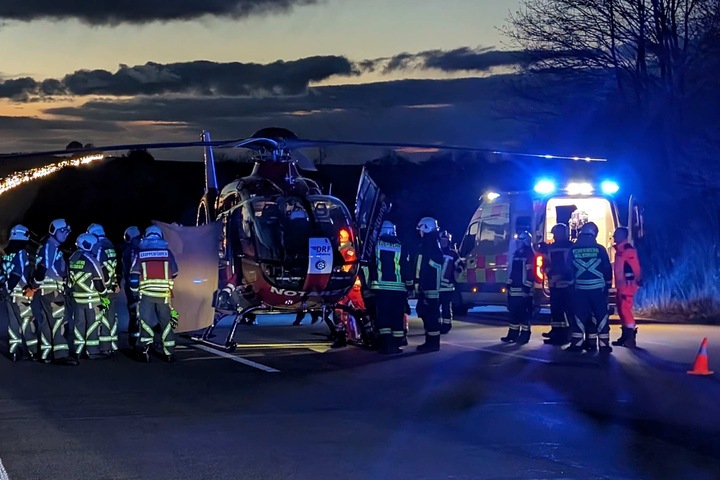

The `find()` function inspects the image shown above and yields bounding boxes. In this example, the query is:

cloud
[0,75,532,161]
[0,56,357,99]
[0,0,319,25]
[364,47,587,74]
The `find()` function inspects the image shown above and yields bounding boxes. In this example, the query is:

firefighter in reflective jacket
[438,230,460,335]
[88,223,119,353]
[129,225,179,362]
[542,223,574,345]
[611,227,642,348]
[32,219,78,365]
[121,226,141,347]
[68,234,107,360]
[412,217,444,353]
[502,231,535,344]
[567,222,613,353]
[367,221,409,354]
[3,225,38,362]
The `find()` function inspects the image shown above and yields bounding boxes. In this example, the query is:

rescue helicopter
[0,128,609,352]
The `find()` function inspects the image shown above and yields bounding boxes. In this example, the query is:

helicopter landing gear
[190,306,263,353]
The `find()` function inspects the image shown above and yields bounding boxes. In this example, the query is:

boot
[566,343,584,353]
[500,327,519,343]
[416,334,440,353]
[378,336,402,355]
[583,337,598,352]
[137,347,151,363]
[440,321,452,335]
[400,336,408,347]
[541,328,556,339]
[612,327,637,348]
[11,350,20,363]
[331,331,347,349]
[516,329,531,344]
[54,356,79,366]
[544,327,569,345]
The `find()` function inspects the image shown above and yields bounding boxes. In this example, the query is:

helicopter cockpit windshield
[246,195,357,289]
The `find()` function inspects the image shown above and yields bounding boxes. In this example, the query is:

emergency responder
[412,217,444,353]
[87,223,119,354]
[3,225,38,361]
[542,223,574,345]
[68,233,107,360]
[32,219,78,365]
[611,227,642,348]
[501,231,535,344]
[438,230,459,334]
[367,220,408,354]
[129,225,179,362]
[338,228,356,272]
[329,228,358,347]
[121,226,141,347]
[567,222,613,353]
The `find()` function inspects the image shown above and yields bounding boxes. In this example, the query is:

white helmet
[416,217,438,233]
[124,226,141,242]
[87,223,105,237]
[49,218,70,236]
[380,221,396,236]
[76,233,98,252]
[144,225,163,239]
[9,224,30,242]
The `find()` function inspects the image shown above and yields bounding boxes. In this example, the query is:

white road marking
[0,457,10,480]
[191,344,281,373]
[444,341,552,364]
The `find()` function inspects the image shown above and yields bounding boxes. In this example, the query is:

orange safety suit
[613,240,642,327]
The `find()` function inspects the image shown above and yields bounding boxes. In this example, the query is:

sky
[0,0,526,162]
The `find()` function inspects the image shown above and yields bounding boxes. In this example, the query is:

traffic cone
[687,338,714,375]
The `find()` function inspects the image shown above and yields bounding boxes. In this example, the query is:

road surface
[1,308,720,480]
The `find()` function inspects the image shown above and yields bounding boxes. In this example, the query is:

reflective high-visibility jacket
[129,238,179,300]
[93,236,119,289]
[568,234,612,291]
[440,245,460,292]
[34,237,67,290]
[507,246,534,297]
[367,234,409,292]
[544,239,573,289]
[613,240,641,293]
[2,242,35,294]
[68,250,106,306]
[412,233,445,299]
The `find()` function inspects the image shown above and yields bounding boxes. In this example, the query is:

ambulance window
[460,221,479,256]
[478,218,509,254]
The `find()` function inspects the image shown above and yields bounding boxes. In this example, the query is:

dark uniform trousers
[571,289,609,349]
[6,294,36,356]
[374,290,406,350]
[138,296,175,356]
[33,288,70,361]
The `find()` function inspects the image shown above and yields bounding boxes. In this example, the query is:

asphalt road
[2,308,720,480]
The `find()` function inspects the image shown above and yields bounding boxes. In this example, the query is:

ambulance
[453,179,644,314]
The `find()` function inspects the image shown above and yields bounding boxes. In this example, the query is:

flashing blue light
[600,180,619,195]
[534,179,556,195]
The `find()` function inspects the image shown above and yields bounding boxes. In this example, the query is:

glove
[100,296,111,310]
[23,285,39,299]
[170,308,179,329]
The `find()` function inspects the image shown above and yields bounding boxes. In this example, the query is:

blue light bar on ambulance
[486,192,500,201]
[600,180,619,195]
[534,179,556,195]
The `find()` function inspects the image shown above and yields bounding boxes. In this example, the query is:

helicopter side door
[354,167,389,264]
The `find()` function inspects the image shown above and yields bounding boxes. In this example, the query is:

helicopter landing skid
[189,306,264,353]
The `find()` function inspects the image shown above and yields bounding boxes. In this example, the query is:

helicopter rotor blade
[0,140,244,160]
[292,150,318,171]
[283,139,607,162]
